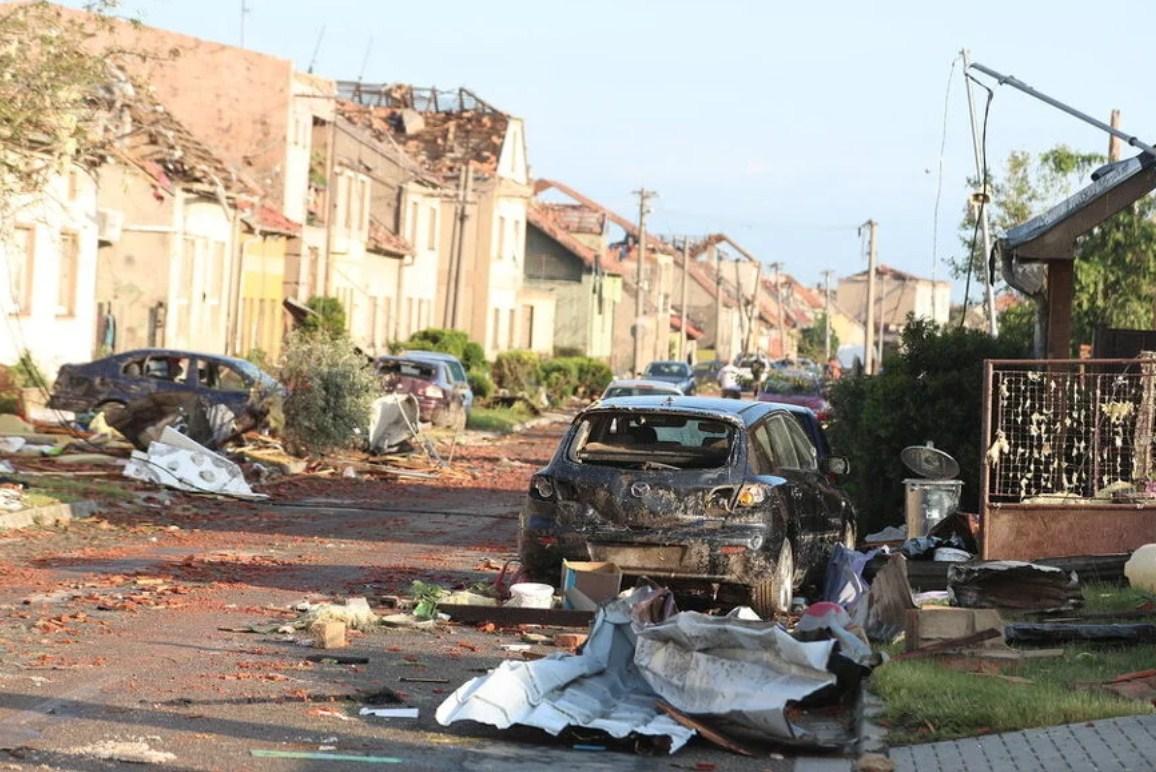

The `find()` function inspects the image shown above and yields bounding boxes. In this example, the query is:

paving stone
[891,714,1156,771]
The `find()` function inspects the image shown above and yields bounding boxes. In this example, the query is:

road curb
[0,499,99,531]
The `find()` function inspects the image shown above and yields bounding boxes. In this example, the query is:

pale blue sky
[87,0,1156,301]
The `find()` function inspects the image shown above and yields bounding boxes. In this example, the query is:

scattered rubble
[71,739,176,765]
[948,561,1082,611]
[123,427,265,500]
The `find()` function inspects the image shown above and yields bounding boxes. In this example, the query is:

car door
[780,414,843,547]
[764,413,827,570]
[443,359,472,410]
[747,418,812,573]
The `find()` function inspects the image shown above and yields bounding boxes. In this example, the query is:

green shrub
[827,316,1029,535]
[278,331,378,456]
[492,350,541,394]
[571,357,613,396]
[539,358,580,404]
[554,345,585,358]
[12,350,46,388]
[467,369,494,400]
[303,297,347,338]
[404,328,486,372]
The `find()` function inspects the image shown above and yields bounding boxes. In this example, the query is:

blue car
[642,361,696,395]
[518,396,853,617]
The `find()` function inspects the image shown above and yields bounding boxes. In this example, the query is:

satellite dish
[901,444,959,480]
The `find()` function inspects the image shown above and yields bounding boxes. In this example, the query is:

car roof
[605,378,681,390]
[589,395,796,426]
[400,350,460,363]
[106,348,248,365]
[376,355,441,368]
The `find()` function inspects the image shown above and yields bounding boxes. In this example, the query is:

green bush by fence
[826,317,1028,535]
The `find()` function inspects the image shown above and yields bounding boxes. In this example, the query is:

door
[779,414,843,547]
[748,418,809,572]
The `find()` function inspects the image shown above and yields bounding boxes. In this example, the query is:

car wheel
[750,538,794,619]
[517,529,561,583]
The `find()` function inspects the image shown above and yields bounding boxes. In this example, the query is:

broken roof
[368,218,413,257]
[243,203,300,237]
[337,83,509,180]
[527,203,620,275]
[538,203,605,235]
[844,263,938,283]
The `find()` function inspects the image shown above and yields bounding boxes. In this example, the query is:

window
[67,169,80,201]
[492,307,501,350]
[56,232,79,316]
[749,423,776,476]
[427,206,438,250]
[341,174,353,229]
[571,412,734,470]
[767,415,801,469]
[360,178,370,233]
[445,360,466,384]
[507,308,516,350]
[408,201,419,244]
[781,414,819,471]
[7,226,34,314]
[497,216,506,259]
[406,297,415,338]
[135,355,190,383]
[512,219,521,263]
[201,360,251,393]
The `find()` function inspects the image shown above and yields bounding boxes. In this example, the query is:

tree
[303,296,347,338]
[952,145,1156,351]
[0,2,118,225]
[797,314,837,362]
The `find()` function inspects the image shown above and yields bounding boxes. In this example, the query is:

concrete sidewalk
[892,713,1156,771]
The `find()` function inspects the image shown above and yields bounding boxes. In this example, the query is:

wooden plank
[439,604,593,628]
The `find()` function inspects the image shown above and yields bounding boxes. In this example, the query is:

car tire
[750,538,794,619]
[517,529,561,583]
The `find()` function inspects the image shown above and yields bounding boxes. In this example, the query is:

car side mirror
[823,456,850,476]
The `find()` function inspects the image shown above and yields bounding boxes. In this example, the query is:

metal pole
[322,117,337,297]
[877,271,886,366]
[712,244,722,361]
[679,237,689,362]
[821,269,833,361]
[632,188,655,375]
[969,61,1156,157]
[860,220,878,374]
[769,262,784,359]
[961,50,998,336]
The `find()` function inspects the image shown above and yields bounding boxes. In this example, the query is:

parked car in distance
[758,372,831,422]
[376,355,467,430]
[733,352,771,380]
[48,348,280,416]
[642,360,696,395]
[692,359,725,388]
[399,350,474,413]
[519,396,855,618]
[600,378,683,399]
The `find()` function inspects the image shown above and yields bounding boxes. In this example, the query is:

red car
[375,356,467,430]
[757,372,831,422]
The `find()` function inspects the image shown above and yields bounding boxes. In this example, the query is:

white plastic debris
[71,740,176,765]
[0,487,25,512]
[368,393,421,453]
[123,427,266,499]
[359,707,419,719]
[0,459,15,473]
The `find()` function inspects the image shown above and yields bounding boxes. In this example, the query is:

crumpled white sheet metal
[634,612,836,743]
[369,394,420,453]
[435,588,694,752]
[124,427,265,500]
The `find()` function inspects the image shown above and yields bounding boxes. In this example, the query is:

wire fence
[985,358,1156,503]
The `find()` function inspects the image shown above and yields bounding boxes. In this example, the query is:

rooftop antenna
[356,36,373,83]
[306,25,325,74]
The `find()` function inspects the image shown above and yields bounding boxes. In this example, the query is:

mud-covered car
[47,349,280,416]
[375,355,467,430]
[519,396,855,617]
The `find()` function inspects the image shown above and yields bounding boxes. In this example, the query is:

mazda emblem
[629,482,651,498]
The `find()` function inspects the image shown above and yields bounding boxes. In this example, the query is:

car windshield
[571,411,735,470]
[762,373,821,395]
[604,385,677,398]
[645,362,688,378]
[378,359,437,380]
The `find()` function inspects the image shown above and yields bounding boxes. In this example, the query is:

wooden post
[1046,261,1074,359]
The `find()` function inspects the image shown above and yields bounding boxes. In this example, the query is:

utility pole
[961,48,998,337]
[711,244,722,361]
[447,167,471,329]
[820,269,833,361]
[859,220,878,374]
[322,117,337,297]
[749,261,762,355]
[679,237,689,362]
[768,262,785,358]
[632,188,656,374]
[877,270,886,366]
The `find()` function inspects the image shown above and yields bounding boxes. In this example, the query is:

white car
[600,379,684,399]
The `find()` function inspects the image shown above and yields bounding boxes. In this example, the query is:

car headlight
[736,483,767,508]
[531,475,556,500]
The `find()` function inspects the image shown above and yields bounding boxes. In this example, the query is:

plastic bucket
[507,582,555,609]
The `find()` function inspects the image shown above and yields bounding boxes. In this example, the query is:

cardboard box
[561,561,622,610]
[904,607,1004,652]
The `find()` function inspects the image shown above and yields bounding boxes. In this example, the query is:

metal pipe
[968,62,1156,156]
[961,50,999,337]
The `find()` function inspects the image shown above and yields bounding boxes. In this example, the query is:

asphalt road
[0,422,845,771]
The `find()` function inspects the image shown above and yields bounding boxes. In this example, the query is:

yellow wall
[238,235,287,360]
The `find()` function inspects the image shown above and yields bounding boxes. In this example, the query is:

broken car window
[378,359,438,380]
[202,361,250,392]
[571,411,735,470]
[767,416,800,469]
[144,356,188,382]
[782,414,819,471]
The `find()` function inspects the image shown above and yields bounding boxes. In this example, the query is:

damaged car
[375,355,467,430]
[519,396,855,617]
[48,349,280,417]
